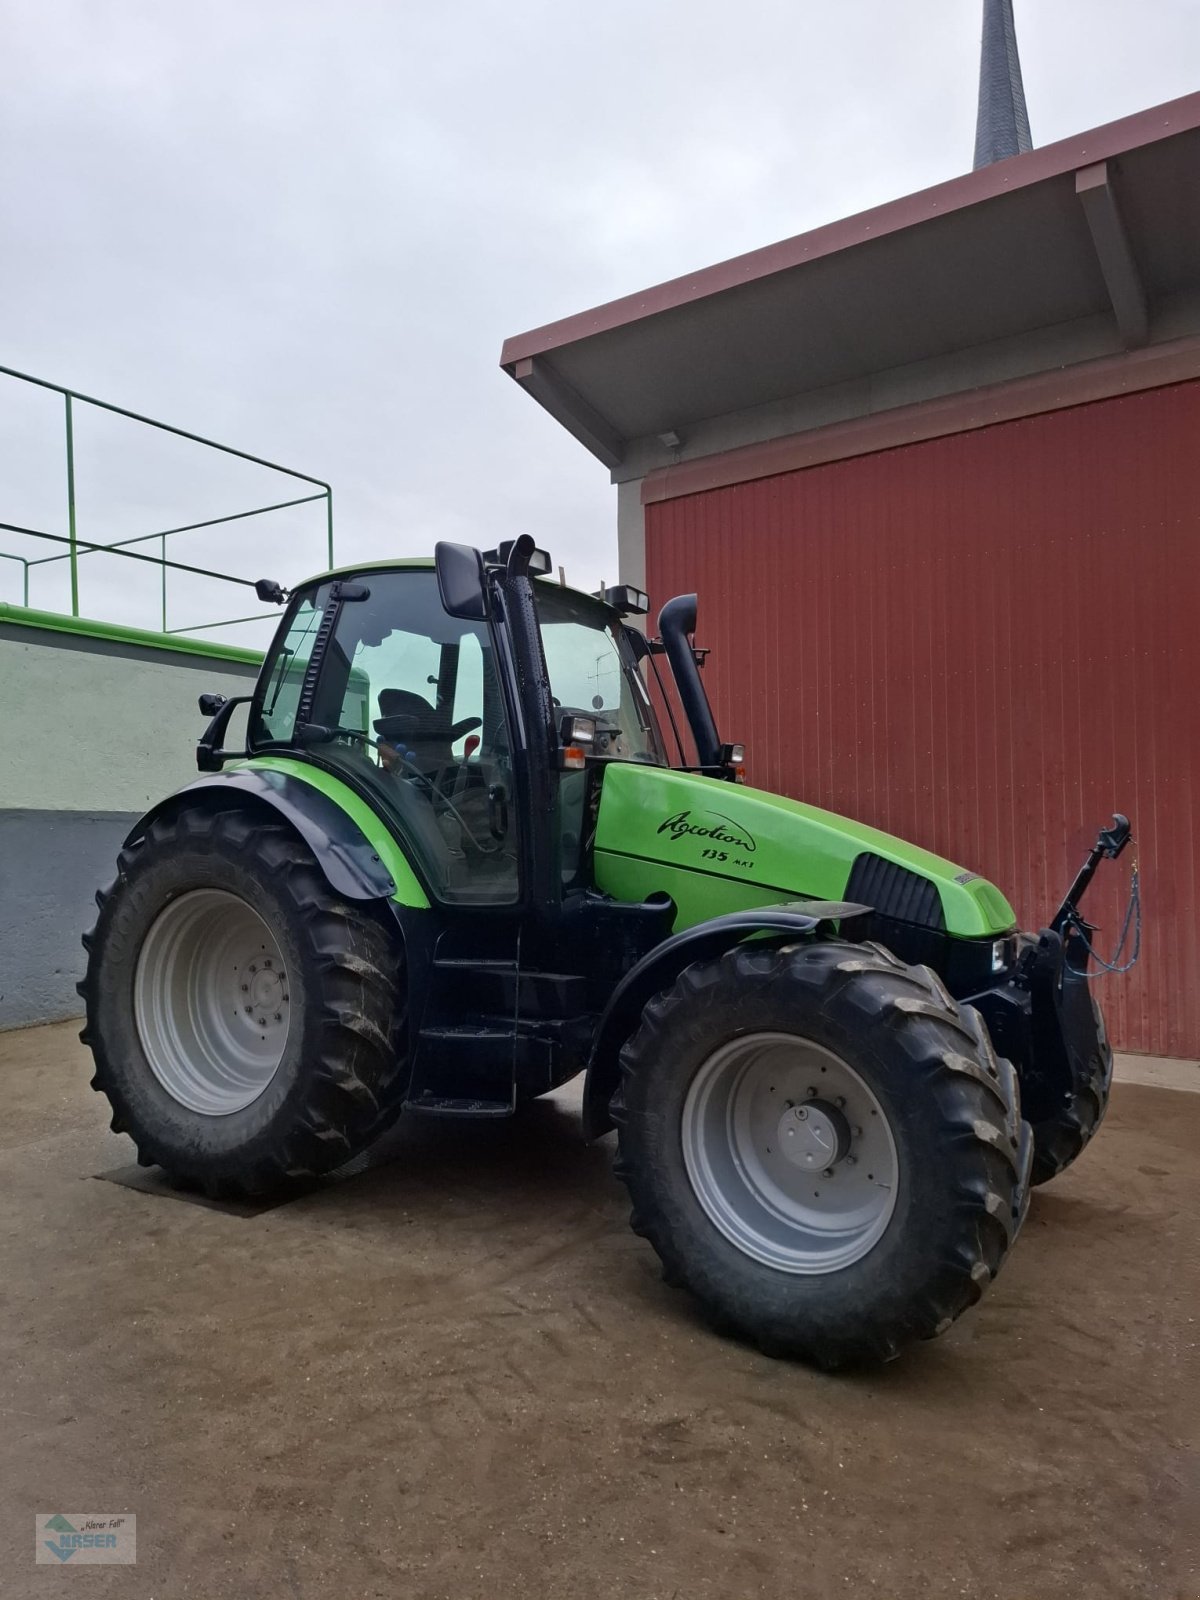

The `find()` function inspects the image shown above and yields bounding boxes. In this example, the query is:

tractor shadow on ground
[97,1088,622,1222]
[332,1092,621,1215]
[95,1095,1086,1385]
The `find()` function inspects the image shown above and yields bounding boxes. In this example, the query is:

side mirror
[435,542,488,620]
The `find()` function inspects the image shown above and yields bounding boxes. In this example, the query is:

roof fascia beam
[509,356,624,469]
[1076,161,1149,349]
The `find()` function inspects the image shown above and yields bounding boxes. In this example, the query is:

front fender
[124,766,426,905]
[581,900,870,1140]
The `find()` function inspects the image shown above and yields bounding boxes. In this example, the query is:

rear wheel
[80,805,407,1195]
[613,941,1032,1367]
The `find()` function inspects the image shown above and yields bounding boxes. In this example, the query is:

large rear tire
[613,941,1033,1368]
[80,805,407,1196]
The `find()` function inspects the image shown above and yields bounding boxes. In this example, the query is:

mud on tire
[80,804,407,1196]
[612,940,1033,1368]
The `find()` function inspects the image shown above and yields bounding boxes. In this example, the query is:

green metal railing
[0,363,333,637]
[0,549,29,604]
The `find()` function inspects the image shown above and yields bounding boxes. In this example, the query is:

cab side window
[253,591,324,746]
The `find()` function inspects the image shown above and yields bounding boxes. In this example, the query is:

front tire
[613,941,1032,1367]
[80,805,407,1196]
[1027,990,1113,1186]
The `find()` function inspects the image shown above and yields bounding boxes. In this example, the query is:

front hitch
[1049,812,1132,935]
[965,811,1136,1180]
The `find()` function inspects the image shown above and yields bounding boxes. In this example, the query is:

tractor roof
[295,555,435,586]
[292,555,622,619]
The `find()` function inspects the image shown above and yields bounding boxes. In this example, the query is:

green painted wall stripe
[234,755,430,908]
[0,602,264,666]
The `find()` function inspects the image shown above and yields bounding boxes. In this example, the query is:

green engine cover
[592,763,1015,939]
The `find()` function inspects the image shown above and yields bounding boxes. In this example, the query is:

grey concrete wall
[0,620,259,1030]
[0,809,136,1029]
[616,479,647,621]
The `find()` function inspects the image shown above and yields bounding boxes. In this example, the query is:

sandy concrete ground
[1,1021,1196,1600]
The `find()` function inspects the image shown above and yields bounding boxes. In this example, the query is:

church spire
[973,0,1033,168]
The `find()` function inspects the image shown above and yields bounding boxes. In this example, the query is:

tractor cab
[246,543,677,911]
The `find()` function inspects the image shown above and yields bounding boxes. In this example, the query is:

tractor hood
[592,763,1016,939]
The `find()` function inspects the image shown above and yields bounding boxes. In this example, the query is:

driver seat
[374,689,480,773]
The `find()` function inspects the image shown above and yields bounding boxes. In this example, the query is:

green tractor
[80,537,1130,1366]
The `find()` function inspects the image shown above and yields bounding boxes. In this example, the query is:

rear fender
[582,901,870,1139]
[124,767,414,904]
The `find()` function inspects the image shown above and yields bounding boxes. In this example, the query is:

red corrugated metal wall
[645,380,1200,1058]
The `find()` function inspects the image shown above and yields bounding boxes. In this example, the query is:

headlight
[991,938,1009,974]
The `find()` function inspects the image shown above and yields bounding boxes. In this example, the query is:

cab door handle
[487,783,509,841]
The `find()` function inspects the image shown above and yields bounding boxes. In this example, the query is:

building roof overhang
[500,94,1200,478]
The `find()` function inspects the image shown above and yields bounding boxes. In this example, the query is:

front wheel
[1027,988,1113,1186]
[613,941,1032,1367]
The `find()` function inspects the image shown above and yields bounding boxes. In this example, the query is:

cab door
[255,568,521,907]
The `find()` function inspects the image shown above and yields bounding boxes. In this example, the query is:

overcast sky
[2,0,1197,646]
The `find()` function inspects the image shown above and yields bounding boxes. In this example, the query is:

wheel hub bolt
[244,1005,252,1014]
[273,1012,282,1022]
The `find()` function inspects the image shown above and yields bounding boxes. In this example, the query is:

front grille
[845,852,945,931]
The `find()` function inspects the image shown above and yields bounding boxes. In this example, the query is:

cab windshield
[534,584,665,765]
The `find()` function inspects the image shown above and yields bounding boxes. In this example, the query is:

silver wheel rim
[134,888,292,1115]
[681,1031,899,1273]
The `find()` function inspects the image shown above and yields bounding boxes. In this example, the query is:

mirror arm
[196,695,254,772]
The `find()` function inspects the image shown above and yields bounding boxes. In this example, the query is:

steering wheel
[391,754,506,855]
[330,726,504,856]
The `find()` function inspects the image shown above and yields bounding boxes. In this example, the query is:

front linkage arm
[1049,813,1132,936]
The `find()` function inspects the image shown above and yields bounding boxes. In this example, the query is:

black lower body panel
[965,928,1113,1178]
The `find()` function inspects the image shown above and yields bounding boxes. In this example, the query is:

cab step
[404,1092,515,1118]
[428,959,590,1017]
